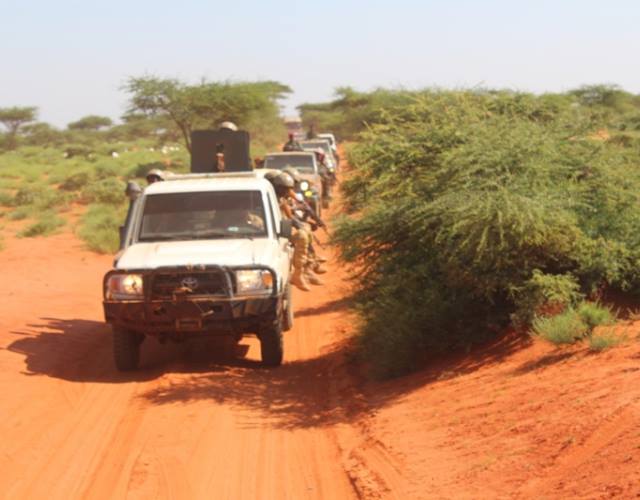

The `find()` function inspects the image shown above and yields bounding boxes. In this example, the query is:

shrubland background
[0,77,289,252]
[301,84,640,377]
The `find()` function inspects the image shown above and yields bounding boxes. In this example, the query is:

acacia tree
[67,115,113,131]
[124,77,291,151]
[0,106,37,149]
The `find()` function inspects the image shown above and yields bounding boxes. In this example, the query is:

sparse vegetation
[588,329,625,351]
[577,302,616,331]
[77,204,126,253]
[18,211,65,237]
[532,310,588,345]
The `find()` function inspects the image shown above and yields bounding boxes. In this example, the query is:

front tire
[113,326,141,371]
[260,321,283,367]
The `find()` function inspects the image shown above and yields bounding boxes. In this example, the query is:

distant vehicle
[299,138,339,173]
[103,172,294,371]
[299,139,334,159]
[317,133,338,156]
[262,152,323,214]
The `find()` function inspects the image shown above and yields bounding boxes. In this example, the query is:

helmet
[219,121,238,131]
[146,168,165,183]
[282,166,301,183]
[265,171,294,189]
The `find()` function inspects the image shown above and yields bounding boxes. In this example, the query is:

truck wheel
[260,321,283,367]
[113,326,141,371]
[283,283,294,332]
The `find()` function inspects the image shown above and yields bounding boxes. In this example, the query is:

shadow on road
[294,297,352,318]
[5,316,363,429]
[6,316,535,431]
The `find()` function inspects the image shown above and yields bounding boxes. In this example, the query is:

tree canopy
[67,115,113,131]
[124,76,291,151]
[0,106,38,149]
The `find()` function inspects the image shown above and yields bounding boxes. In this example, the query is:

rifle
[295,198,327,233]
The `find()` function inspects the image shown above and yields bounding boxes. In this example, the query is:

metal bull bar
[103,265,280,335]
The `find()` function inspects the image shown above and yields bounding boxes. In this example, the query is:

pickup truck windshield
[300,141,332,155]
[264,154,315,173]
[139,190,267,242]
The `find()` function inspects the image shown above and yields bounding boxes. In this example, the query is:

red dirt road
[0,228,379,499]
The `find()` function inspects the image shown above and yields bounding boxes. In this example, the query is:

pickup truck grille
[150,271,229,299]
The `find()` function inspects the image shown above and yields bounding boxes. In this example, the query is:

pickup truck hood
[116,238,277,270]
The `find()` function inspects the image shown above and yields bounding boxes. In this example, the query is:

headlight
[235,270,274,295]
[106,273,144,300]
[299,181,310,191]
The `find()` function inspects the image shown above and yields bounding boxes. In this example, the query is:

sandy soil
[354,329,640,499]
[2,203,640,499]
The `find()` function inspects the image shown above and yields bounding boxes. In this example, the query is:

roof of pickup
[265,151,315,157]
[144,172,271,195]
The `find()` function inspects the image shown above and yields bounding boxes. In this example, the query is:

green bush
[81,178,124,205]
[59,170,93,191]
[512,271,583,326]
[11,184,70,210]
[18,211,65,237]
[588,330,624,351]
[577,302,616,331]
[13,186,41,206]
[532,310,588,345]
[77,203,126,253]
[0,190,12,207]
[330,88,640,377]
[94,160,120,179]
[8,206,32,220]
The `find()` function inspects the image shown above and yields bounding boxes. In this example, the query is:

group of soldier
[265,166,328,291]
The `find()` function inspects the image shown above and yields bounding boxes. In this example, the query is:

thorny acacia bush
[333,90,640,378]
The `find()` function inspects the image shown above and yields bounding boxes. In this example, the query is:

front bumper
[103,265,281,336]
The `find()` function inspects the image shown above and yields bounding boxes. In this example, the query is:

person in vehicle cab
[266,172,323,291]
[282,133,303,152]
[213,208,265,233]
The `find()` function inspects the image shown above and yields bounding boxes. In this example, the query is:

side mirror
[279,219,292,239]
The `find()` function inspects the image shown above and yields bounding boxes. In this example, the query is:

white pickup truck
[103,172,293,370]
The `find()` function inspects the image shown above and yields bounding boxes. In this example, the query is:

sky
[2,0,640,127]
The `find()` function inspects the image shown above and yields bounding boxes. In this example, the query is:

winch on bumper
[103,265,281,336]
